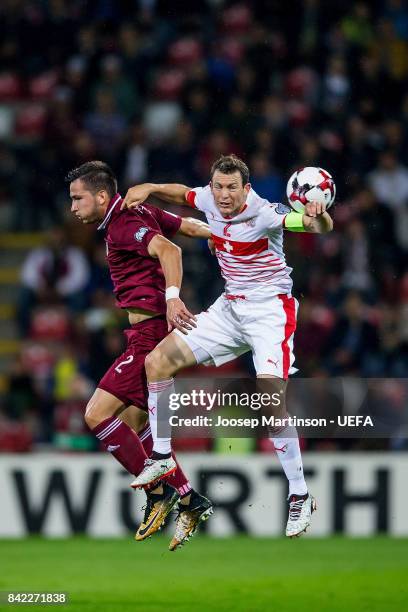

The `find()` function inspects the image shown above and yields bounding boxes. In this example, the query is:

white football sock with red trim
[147,378,174,455]
[270,424,308,496]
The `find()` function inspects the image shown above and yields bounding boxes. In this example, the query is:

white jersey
[187,185,293,298]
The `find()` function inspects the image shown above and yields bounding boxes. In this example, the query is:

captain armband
[284,211,305,232]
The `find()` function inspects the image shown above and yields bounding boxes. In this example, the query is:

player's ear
[244,182,251,194]
[96,190,108,205]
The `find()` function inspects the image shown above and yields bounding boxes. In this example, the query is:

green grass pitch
[1,536,407,611]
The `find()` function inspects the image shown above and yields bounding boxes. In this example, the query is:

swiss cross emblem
[223,241,233,253]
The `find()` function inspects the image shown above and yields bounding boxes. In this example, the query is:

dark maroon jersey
[98,194,182,314]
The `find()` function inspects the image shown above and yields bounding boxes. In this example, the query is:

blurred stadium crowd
[0,0,407,452]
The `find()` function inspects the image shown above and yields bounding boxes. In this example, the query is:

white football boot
[131,456,176,489]
[285,493,317,537]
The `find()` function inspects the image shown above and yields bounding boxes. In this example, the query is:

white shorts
[174,292,298,378]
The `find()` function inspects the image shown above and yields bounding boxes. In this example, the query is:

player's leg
[256,375,316,536]
[85,388,149,477]
[142,297,248,461]
[87,390,179,541]
[98,322,179,483]
[132,297,248,485]
[248,295,316,537]
[130,332,198,486]
[133,296,249,547]
[105,318,197,540]
[117,407,178,540]
[132,408,212,549]
[143,333,214,549]
[136,418,193,497]
[84,320,187,542]
[125,403,195,503]
[90,327,181,541]
[256,375,308,498]
[116,315,205,540]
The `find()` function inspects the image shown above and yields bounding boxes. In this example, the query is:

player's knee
[84,398,103,429]
[145,349,172,380]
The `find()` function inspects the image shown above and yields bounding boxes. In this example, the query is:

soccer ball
[286,167,336,213]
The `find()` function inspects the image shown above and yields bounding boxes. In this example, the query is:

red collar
[97,193,122,230]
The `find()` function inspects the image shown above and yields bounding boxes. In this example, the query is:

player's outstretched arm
[147,234,196,334]
[285,201,333,234]
[178,217,211,239]
[302,200,333,233]
[121,183,190,210]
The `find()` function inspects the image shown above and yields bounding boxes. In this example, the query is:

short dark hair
[65,161,117,199]
[210,154,250,186]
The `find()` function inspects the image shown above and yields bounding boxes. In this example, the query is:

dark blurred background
[0,0,407,453]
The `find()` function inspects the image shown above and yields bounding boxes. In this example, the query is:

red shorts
[98,315,168,410]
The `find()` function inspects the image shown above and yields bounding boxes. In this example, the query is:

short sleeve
[259,202,291,230]
[115,217,161,257]
[146,205,182,238]
[185,186,210,212]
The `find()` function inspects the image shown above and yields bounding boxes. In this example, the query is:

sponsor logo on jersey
[134,227,149,242]
[274,202,291,215]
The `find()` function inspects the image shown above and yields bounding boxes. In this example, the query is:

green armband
[284,211,305,232]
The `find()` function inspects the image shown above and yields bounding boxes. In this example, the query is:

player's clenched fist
[304,200,326,218]
[166,298,197,334]
[121,184,152,210]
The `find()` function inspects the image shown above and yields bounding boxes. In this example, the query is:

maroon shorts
[98,315,168,410]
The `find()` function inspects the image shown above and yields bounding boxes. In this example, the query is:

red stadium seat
[286,100,312,128]
[28,70,59,100]
[152,68,186,100]
[221,4,252,34]
[285,67,318,100]
[30,307,70,341]
[0,72,22,101]
[14,103,47,138]
[0,421,33,452]
[167,38,203,67]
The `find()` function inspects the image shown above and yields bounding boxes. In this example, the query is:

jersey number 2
[115,355,134,373]
[223,222,232,237]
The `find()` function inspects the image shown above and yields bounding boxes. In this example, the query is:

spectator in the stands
[18,227,90,334]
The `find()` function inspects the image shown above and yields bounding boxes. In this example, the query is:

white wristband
[166,286,180,300]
